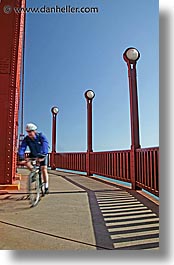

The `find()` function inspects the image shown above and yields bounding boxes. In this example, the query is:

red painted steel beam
[0,0,26,185]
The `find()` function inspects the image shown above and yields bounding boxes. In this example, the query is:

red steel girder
[0,0,26,185]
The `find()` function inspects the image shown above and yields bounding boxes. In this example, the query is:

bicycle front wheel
[28,171,40,207]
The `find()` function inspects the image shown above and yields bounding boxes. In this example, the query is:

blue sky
[20,0,159,152]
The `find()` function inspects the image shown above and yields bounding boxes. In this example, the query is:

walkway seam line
[0,220,112,250]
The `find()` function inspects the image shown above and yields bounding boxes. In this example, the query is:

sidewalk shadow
[56,173,159,250]
[0,193,30,212]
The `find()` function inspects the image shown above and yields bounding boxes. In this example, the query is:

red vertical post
[127,64,141,150]
[0,0,26,187]
[84,90,95,176]
[51,107,59,170]
[123,48,141,190]
[87,99,93,153]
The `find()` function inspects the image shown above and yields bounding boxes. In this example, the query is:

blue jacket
[18,132,49,159]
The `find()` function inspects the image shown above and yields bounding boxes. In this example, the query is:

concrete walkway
[0,169,159,250]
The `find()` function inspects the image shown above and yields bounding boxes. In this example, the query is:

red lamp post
[84,90,95,176]
[51,106,59,170]
[123,47,141,189]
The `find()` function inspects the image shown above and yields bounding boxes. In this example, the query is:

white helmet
[26,123,37,132]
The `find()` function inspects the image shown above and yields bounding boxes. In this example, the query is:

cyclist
[18,123,50,194]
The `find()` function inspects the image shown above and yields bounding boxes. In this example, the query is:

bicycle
[28,155,46,207]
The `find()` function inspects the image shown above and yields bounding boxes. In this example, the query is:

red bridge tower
[0,0,25,188]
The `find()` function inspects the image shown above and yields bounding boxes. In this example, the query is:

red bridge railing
[54,152,86,173]
[89,150,131,183]
[51,147,159,197]
[135,147,159,196]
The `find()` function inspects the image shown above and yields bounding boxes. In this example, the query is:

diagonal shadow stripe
[95,190,159,250]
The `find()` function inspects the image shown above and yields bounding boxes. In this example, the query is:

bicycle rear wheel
[28,171,40,207]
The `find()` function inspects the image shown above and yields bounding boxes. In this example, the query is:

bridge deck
[0,169,159,250]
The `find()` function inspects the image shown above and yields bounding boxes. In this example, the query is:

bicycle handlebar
[28,156,46,166]
[18,154,46,162]
[29,155,46,161]
[37,154,46,159]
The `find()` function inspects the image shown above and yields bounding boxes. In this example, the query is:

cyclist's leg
[41,166,49,186]
[25,160,34,171]
[40,156,49,191]
[18,159,33,171]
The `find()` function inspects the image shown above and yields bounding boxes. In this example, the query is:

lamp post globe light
[51,106,59,115]
[123,47,141,150]
[51,106,59,169]
[123,47,140,64]
[85,90,95,100]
